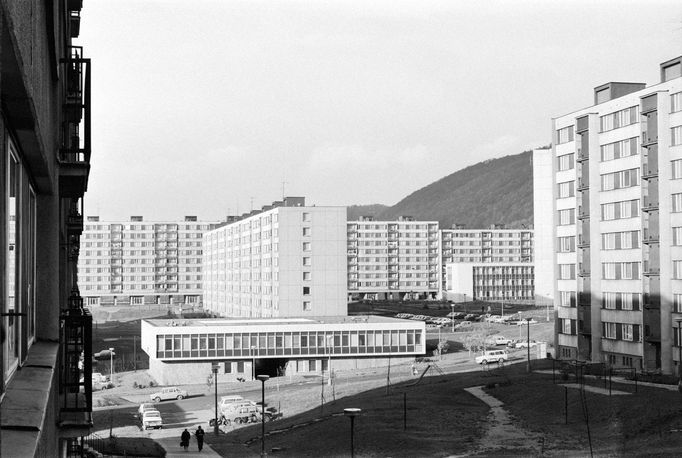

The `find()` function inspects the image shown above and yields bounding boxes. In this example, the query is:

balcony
[67,199,84,237]
[643,262,660,276]
[59,294,93,434]
[642,230,659,244]
[642,197,659,212]
[577,206,589,220]
[641,131,658,147]
[69,9,81,38]
[642,165,658,179]
[59,47,91,198]
[578,264,590,277]
[576,149,589,162]
[577,236,590,248]
[577,178,589,191]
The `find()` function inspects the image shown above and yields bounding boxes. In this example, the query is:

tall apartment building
[346,217,440,301]
[440,226,534,301]
[533,148,556,305]
[1,2,94,456]
[78,216,218,307]
[203,197,347,317]
[549,56,682,374]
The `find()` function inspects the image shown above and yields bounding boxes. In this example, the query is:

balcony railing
[642,165,658,179]
[59,47,91,198]
[642,197,659,212]
[642,230,659,244]
[59,293,92,431]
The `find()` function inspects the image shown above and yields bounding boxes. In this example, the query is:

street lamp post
[257,375,270,457]
[212,363,220,436]
[676,319,682,390]
[450,303,455,333]
[109,347,115,384]
[344,408,361,458]
[251,346,256,381]
[525,318,532,373]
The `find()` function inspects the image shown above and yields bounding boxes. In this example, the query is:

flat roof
[144,315,409,328]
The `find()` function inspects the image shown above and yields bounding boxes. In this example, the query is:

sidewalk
[157,436,221,457]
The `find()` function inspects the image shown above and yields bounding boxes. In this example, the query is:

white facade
[203,198,347,318]
[532,148,555,305]
[77,216,218,307]
[551,56,682,373]
[346,217,440,300]
[445,262,535,302]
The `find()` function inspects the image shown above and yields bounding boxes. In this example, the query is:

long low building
[141,316,426,384]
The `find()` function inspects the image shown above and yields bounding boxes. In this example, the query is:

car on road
[446,312,465,319]
[475,349,509,365]
[486,335,512,346]
[454,320,472,329]
[516,319,538,326]
[138,403,157,417]
[514,340,539,349]
[149,386,188,402]
[141,409,163,430]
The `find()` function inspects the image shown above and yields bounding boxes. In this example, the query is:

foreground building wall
[551,57,682,374]
[1,1,93,456]
[532,148,555,306]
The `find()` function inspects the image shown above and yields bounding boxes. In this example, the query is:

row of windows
[603,322,640,342]
[601,137,638,162]
[601,168,639,191]
[155,330,424,359]
[602,231,640,250]
[600,106,638,133]
[602,262,640,280]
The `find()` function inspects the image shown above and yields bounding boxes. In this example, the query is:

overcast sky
[79,0,682,221]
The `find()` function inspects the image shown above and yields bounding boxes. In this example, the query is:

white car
[516,319,538,326]
[475,349,509,365]
[149,386,188,402]
[141,409,163,430]
[138,403,157,417]
[515,340,538,349]
[486,335,512,346]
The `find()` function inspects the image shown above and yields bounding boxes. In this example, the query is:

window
[302,242,311,251]
[673,193,682,213]
[303,272,311,281]
[600,168,639,191]
[302,227,311,236]
[131,296,143,305]
[674,261,682,279]
[303,257,311,266]
[558,153,575,171]
[559,264,575,280]
[303,301,312,311]
[601,231,639,250]
[559,291,576,307]
[673,126,682,146]
[675,294,682,313]
[302,212,311,222]
[674,160,682,180]
[672,92,682,113]
[602,262,640,279]
[604,292,617,309]
[303,286,310,295]
[601,199,639,221]
[557,181,575,198]
[557,126,574,144]
[558,208,575,226]
[557,236,575,253]
[562,319,572,335]
[604,322,617,339]
[600,106,638,132]
[622,324,634,341]
[600,137,638,161]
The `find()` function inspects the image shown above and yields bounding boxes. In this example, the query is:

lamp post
[251,346,256,380]
[525,318,532,373]
[257,375,270,457]
[109,347,115,384]
[344,408,361,458]
[212,363,220,436]
[450,303,455,333]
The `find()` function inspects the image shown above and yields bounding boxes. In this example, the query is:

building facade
[550,56,682,374]
[1,1,94,456]
[77,216,218,308]
[532,148,555,305]
[347,216,440,301]
[440,226,534,301]
[444,262,535,302]
[141,316,425,384]
[203,197,347,318]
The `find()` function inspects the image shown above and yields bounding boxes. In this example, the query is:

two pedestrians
[180,426,205,452]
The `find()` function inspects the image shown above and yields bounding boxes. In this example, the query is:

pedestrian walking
[195,425,205,451]
[180,429,190,451]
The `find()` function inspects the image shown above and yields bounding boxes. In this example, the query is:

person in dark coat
[195,425,205,451]
[180,429,190,451]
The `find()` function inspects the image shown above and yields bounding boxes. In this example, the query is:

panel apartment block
[551,56,682,374]
[203,197,347,318]
[440,226,534,301]
[346,217,440,301]
[78,216,218,307]
[533,147,556,305]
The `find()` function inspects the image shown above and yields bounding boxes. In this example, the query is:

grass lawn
[485,373,682,456]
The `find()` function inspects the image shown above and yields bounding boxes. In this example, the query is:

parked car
[475,349,509,365]
[92,372,108,383]
[446,312,465,319]
[141,409,163,430]
[515,340,539,349]
[150,387,188,402]
[138,403,157,417]
[486,335,512,346]
[455,320,472,329]
[516,319,538,326]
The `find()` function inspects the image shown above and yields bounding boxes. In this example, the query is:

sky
[79,0,682,221]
